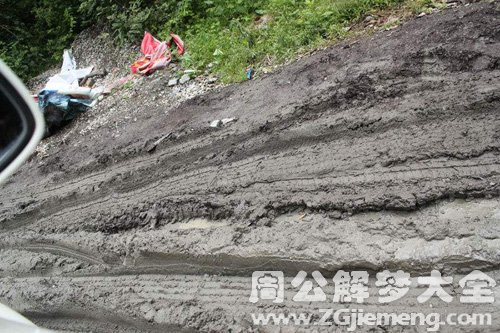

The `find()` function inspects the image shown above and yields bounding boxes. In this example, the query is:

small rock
[179,74,190,84]
[207,77,218,84]
[210,118,237,128]
[328,210,342,219]
[221,118,237,125]
[417,12,426,17]
[210,120,222,128]
[167,78,178,86]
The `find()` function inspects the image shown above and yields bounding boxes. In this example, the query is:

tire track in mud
[2,71,499,214]
[25,309,198,333]
[4,242,108,266]
[1,195,500,332]
[4,197,500,279]
[1,156,497,232]
[2,241,333,278]
[0,238,412,278]
[7,243,500,279]
[2,271,500,332]
[1,94,499,231]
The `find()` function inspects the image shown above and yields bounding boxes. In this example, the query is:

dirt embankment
[0,2,499,332]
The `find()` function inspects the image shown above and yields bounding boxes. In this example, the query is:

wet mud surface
[0,2,499,332]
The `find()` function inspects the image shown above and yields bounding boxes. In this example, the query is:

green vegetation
[0,0,81,81]
[179,0,403,82]
[1,0,443,83]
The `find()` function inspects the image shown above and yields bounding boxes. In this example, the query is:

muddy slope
[0,2,499,332]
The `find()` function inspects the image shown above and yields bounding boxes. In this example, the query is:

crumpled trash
[246,67,255,80]
[131,32,185,76]
[44,50,94,92]
[38,90,94,137]
[38,49,103,137]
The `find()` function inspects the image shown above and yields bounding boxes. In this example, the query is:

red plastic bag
[167,33,185,56]
[131,32,185,76]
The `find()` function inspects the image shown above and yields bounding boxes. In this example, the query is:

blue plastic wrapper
[38,90,93,136]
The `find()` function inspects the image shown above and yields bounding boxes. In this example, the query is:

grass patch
[1,0,448,83]
[176,0,407,82]
[170,0,448,83]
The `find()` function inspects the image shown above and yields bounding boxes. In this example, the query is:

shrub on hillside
[2,0,432,83]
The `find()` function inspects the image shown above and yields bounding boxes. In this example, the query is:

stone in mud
[179,74,190,84]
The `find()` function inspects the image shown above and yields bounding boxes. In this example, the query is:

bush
[1,0,411,83]
[0,0,80,81]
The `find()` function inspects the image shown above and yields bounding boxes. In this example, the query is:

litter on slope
[130,32,185,76]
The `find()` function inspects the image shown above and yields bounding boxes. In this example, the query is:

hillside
[0,1,499,332]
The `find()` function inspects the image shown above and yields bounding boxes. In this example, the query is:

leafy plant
[0,0,80,80]
[1,0,415,83]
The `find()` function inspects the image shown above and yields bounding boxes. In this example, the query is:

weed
[1,0,446,83]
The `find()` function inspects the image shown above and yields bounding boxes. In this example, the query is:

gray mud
[0,1,500,332]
